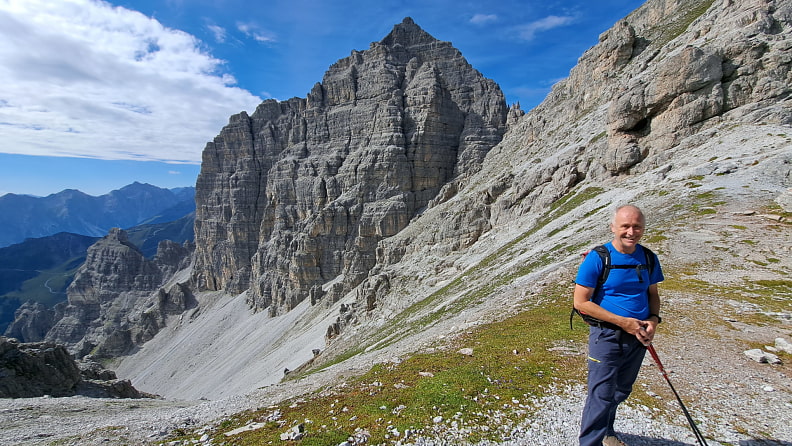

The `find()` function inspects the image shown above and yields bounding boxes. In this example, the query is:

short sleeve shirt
[575,242,664,319]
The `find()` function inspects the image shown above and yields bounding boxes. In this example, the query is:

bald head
[610,205,646,254]
[611,205,645,225]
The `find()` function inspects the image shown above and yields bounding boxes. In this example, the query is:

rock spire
[192,18,508,315]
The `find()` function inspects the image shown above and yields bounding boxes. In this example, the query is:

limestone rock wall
[351,0,792,325]
[193,17,508,315]
[4,302,57,343]
[0,337,144,398]
[43,228,194,358]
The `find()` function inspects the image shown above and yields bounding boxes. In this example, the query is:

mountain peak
[380,17,440,48]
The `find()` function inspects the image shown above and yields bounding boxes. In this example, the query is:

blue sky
[0,0,645,197]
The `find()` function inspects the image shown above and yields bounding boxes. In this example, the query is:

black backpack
[570,244,656,329]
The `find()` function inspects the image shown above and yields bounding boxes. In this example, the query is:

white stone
[775,337,792,354]
[744,349,781,364]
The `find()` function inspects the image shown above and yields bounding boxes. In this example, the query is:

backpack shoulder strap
[592,245,610,288]
[641,245,656,274]
[570,245,610,329]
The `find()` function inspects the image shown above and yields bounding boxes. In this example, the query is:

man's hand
[621,318,657,346]
[636,320,658,346]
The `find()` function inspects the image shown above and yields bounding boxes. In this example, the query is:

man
[573,205,664,446]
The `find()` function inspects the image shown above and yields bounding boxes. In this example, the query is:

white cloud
[470,13,497,25]
[517,15,575,41]
[207,24,227,43]
[0,0,262,163]
[237,22,277,43]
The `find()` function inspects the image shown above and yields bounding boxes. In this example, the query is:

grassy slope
[164,181,791,445]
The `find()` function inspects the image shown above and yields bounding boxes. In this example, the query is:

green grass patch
[656,0,716,45]
[307,346,367,376]
[743,279,792,312]
[198,287,588,445]
[642,230,668,244]
[590,131,607,144]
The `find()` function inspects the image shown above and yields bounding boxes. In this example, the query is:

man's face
[611,207,645,252]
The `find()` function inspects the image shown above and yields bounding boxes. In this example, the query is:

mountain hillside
[0,214,195,338]
[115,0,791,403]
[0,232,99,334]
[0,183,195,247]
[3,0,789,444]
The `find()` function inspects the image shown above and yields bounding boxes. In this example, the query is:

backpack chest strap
[607,264,649,283]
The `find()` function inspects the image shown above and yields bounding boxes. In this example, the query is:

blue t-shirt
[575,242,664,319]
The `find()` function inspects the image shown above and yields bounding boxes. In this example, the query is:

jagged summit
[379,17,443,48]
[191,17,508,316]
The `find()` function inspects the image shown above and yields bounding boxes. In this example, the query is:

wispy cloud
[237,22,277,43]
[470,13,498,25]
[207,24,227,43]
[517,15,576,41]
[0,0,261,163]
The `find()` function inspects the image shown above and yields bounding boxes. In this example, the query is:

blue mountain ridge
[0,182,195,248]
[0,183,196,333]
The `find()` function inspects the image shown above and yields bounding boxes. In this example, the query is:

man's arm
[573,284,651,343]
[642,283,661,342]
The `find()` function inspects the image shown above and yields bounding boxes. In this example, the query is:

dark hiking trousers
[579,326,647,446]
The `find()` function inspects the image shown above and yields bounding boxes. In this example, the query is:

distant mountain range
[0,183,195,333]
[0,182,195,248]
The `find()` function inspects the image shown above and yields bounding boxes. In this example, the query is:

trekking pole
[646,344,709,446]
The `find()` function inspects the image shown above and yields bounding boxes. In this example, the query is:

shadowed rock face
[193,17,508,315]
[0,336,145,398]
[42,229,195,358]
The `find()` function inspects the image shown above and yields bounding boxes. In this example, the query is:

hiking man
[574,204,664,446]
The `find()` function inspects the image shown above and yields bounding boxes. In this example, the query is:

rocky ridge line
[10,228,196,359]
[192,17,508,317]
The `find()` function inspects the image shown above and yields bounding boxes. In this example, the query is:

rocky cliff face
[0,336,145,398]
[40,228,195,358]
[193,17,508,315]
[317,0,792,346]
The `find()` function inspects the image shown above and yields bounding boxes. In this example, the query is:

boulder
[0,337,80,398]
[0,337,147,399]
[744,348,782,364]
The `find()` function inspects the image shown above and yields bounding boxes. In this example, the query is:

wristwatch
[648,313,662,323]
